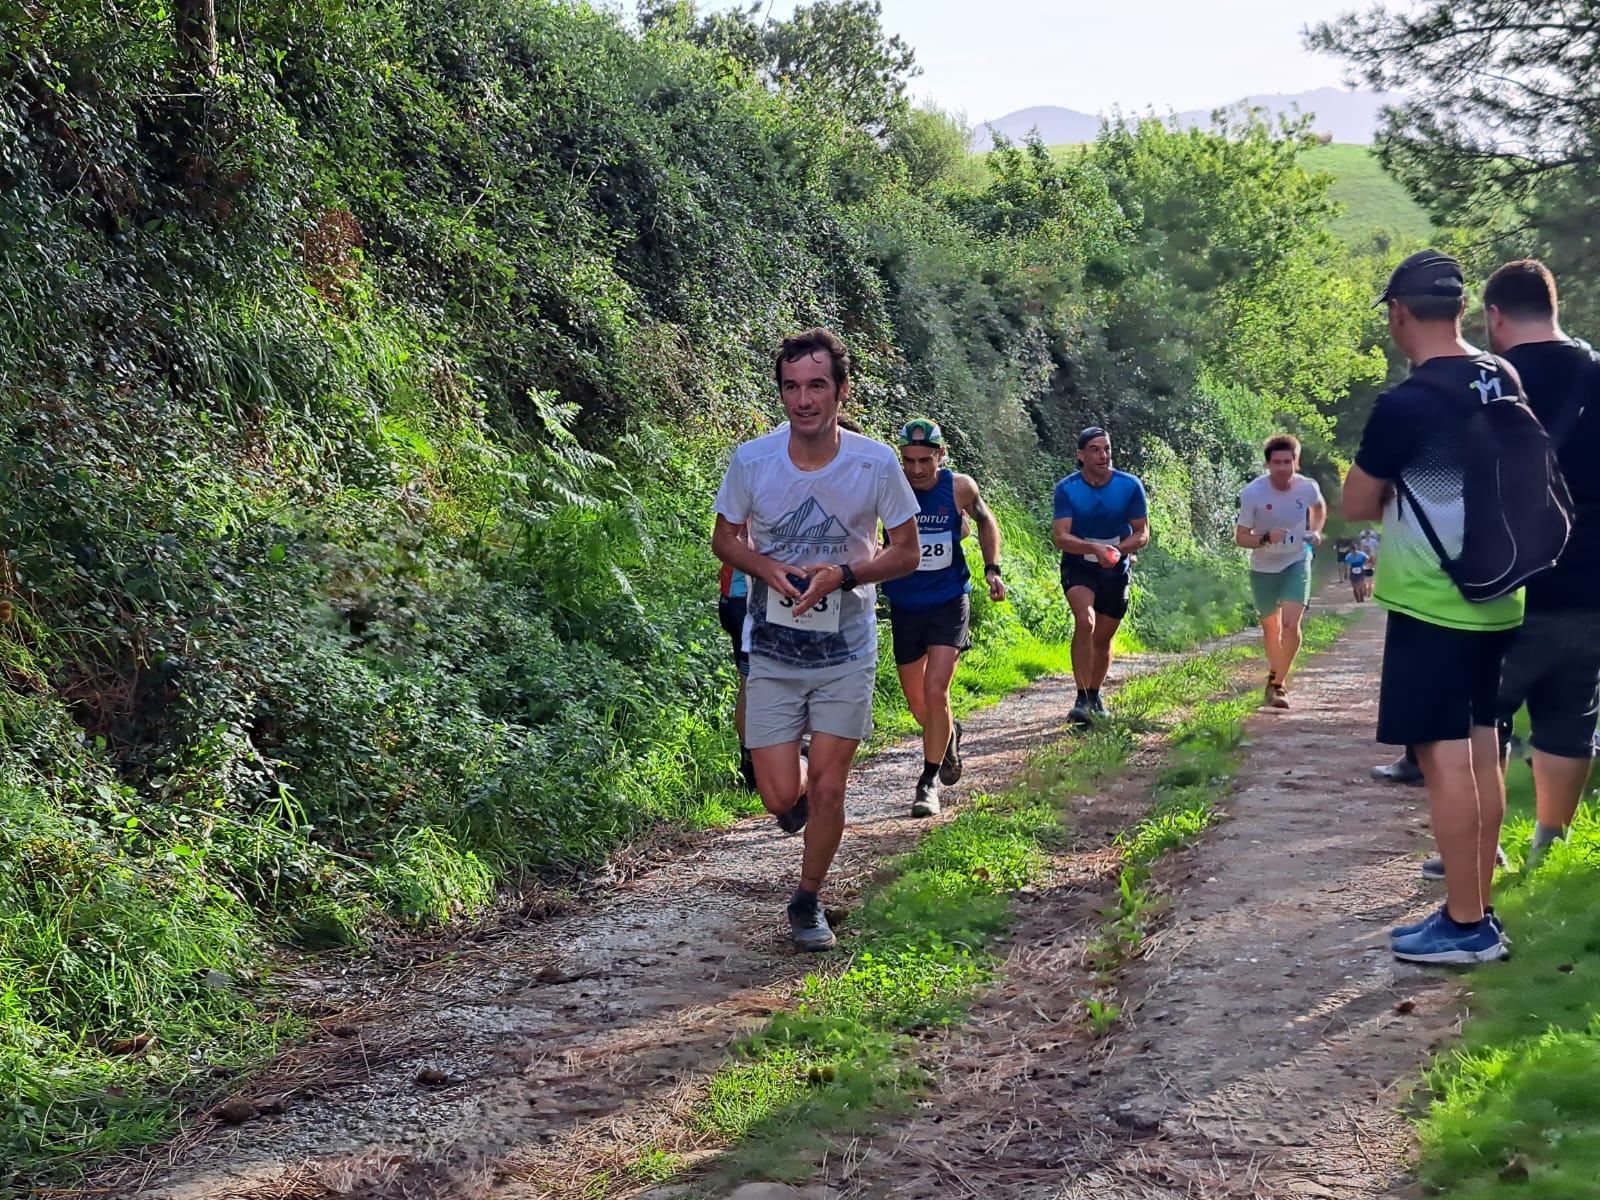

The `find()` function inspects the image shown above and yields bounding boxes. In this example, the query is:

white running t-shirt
[1237,473,1325,573]
[715,428,919,668]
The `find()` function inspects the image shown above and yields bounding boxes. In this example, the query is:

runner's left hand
[988,576,1008,603]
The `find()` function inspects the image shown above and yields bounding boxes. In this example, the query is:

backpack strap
[1393,477,1455,572]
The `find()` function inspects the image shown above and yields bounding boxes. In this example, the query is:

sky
[693,0,1367,123]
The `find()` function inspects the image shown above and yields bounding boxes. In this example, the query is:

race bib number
[766,583,842,633]
[917,530,954,571]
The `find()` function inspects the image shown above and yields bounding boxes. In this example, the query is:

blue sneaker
[1392,905,1507,943]
[1391,909,1507,964]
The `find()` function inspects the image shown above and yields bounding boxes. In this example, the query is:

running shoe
[1371,754,1423,785]
[939,720,964,785]
[1090,694,1109,719]
[775,792,809,834]
[1524,837,1562,873]
[1390,909,1507,964]
[1266,684,1289,709]
[787,899,837,952]
[912,777,941,818]
[1420,845,1508,881]
[1068,699,1092,728]
[1393,905,1507,944]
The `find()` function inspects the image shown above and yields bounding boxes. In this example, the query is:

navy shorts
[1061,559,1132,620]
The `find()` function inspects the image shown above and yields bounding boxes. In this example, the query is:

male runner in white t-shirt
[1234,434,1326,708]
[712,328,921,950]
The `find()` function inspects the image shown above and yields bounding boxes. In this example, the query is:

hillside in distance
[976,87,1401,147]
[1301,143,1434,242]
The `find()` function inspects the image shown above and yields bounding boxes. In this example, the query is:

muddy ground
[61,594,1459,1200]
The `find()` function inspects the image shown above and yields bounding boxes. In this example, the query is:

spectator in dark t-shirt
[1344,249,1519,966]
[1482,259,1600,871]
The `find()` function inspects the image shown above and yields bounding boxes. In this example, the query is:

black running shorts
[1060,558,1132,620]
[1377,611,1513,747]
[888,594,972,667]
[1497,610,1600,759]
[717,595,749,676]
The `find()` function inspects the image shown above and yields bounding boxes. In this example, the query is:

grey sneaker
[1372,754,1423,785]
[912,777,941,818]
[938,720,964,785]
[787,900,836,952]
[775,793,809,834]
[1420,845,1509,880]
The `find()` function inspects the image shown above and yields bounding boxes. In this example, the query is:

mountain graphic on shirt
[772,497,848,543]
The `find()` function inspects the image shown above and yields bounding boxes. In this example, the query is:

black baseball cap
[1373,249,1466,308]
[1077,425,1109,449]
[898,418,945,447]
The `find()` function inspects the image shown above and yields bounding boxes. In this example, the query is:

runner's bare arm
[1054,516,1120,567]
[956,474,1006,601]
[712,515,802,600]
[1342,466,1387,523]
[1118,517,1150,555]
[1307,500,1327,544]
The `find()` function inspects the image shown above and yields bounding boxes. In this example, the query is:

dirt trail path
[846,602,1455,1200]
[96,626,1256,1200]
[75,594,1460,1200]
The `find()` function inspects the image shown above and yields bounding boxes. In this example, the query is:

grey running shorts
[745,654,876,749]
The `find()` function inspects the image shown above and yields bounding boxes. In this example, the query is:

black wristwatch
[1258,532,1272,546]
[837,562,858,592]
[984,562,1002,578]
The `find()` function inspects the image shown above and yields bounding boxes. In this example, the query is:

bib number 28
[917,531,953,572]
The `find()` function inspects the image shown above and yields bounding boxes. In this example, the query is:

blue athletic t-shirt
[1053,470,1148,561]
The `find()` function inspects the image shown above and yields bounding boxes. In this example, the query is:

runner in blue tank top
[883,418,1008,817]
[1053,426,1151,726]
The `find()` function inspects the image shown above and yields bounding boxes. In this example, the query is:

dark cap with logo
[1077,425,1109,450]
[1374,249,1466,308]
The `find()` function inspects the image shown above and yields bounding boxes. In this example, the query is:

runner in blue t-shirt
[1052,426,1151,726]
[881,418,1008,818]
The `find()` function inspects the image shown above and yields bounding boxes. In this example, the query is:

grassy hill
[1035,141,1432,244]
[1302,143,1434,242]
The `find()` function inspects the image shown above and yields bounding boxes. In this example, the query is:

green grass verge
[1414,715,1600,1197]
[622,614,1355,1193]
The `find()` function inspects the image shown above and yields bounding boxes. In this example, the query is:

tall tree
[1308,2,1600,321]
[175,0,219,81]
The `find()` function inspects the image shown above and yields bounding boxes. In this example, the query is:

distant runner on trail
[881,418,1008,818]
[1052,426,1150,727]
[1342,545,1372,602]
[1345,249,1523,965]
[1334,535,1355,582]
[712,328,920,952]
[1234,434,1326,709]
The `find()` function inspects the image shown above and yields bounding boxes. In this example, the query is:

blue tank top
[881,468,971,611]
